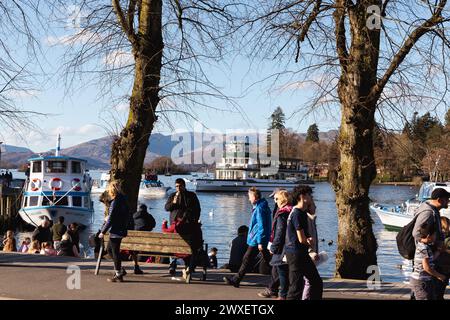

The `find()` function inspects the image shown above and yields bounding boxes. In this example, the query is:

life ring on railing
[72,178,81,191]
[49,177,63,191]
[30,178,41,191]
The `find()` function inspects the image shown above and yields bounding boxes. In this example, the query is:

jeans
[268,264,280,294]
[169,257,178,270]
[410,278,435,300]
[286,251,323,300]
[107,237,122,274]
[277,264,289,299]
[234,246,271,283]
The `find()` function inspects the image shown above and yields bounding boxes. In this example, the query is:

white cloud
[45,30,102,47]
[103,50,134,68]
[6,89,40,99]
[50,124,102,136]
[114,103,129,112]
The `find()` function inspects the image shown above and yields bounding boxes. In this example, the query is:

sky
[1,2,448,152]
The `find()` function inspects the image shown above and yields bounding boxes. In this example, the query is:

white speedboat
[138,179,171,198]
[18,135,94,228]
[91,172,170,197]
[370,182,450,231]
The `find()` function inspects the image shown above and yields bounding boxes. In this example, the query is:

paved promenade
[0,252,448,300]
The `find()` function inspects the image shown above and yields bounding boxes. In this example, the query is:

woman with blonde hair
[268,190,293,300]
[99,180,131,282]
[2,230,17,252]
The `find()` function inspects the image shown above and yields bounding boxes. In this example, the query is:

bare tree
[236,0,450,279]
[56,0,238,212]
[0,1,49,134]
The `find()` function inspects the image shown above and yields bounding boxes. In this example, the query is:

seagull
[209,209,214,217]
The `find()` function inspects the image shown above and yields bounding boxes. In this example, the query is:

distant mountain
[0,144,33,154]
[0,130,339,169]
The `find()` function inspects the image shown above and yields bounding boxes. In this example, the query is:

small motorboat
[370,181,450,231]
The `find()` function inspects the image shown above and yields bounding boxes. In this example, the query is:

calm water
[10,169,418,282]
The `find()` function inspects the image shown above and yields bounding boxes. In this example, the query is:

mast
[55,134,61,156]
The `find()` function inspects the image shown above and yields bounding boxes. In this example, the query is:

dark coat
[32,226,52,244]
[133,207,156,231]
[165,190,201,224]
[269,205,292,266]
[228,234,248,270]
[101,193,131,237]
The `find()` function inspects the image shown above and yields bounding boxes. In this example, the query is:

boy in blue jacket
[224,187,272,287]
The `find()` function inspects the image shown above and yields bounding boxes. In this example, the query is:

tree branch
[333,0,349,72]
[112,0,138,48]
[370,0,447,100]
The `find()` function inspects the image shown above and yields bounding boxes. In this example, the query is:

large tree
[238,1,450,279]
[59,0,235,212]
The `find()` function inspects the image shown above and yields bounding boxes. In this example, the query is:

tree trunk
[110,0,164,213]
[332,1,381,279]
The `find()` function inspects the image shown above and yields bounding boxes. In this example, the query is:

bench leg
[94,244,104,275]
[202,267,207,281]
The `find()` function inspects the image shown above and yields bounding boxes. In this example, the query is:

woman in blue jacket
[224,187,272,287]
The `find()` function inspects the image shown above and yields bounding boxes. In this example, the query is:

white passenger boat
[18,135,94,228]
[370,182,450,231]
[195,138,313,192]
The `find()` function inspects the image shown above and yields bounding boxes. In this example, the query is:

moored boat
[370,181,450,231]
[18,135,94,228]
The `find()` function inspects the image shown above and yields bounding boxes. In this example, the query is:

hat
[431,188,450,200]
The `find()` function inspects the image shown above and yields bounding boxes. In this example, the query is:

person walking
[98,181,132,282]
[268,190,292,300]
[164,178,201,275]
[223,187,272,288]
[412,187,450,299]
[285,185,323,300]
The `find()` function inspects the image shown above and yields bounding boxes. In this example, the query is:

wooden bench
[94,230,208,283]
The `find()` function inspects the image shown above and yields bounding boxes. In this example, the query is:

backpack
[396,215,419,260]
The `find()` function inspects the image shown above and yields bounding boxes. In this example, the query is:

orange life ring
[30,178,41,191]
[72,178,81,191]
[49,177,63,191]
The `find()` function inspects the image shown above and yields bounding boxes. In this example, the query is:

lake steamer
[195,138,314,192]
[18,135,94,228]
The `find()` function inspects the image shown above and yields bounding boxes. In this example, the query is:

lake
[10,169,417,282]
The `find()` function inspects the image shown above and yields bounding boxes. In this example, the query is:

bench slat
[119,237,191,247]
[119,243,192,254]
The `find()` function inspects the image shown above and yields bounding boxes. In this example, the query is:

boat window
[28,196,39,206]
[42,196,68,206]
[71,161,82,174]
[32,161,42,173]
[72,196,82,207]
[46,161,67,173]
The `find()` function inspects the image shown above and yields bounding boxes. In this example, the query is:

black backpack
[396,215,419,260]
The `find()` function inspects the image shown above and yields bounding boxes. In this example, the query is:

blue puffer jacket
[247,198,272,247]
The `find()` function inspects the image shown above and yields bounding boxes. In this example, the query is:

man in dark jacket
[128,203,156,275]
[228,225,249,272]
[99,182,131,282]
[164,178,201,275]
[133,204,156,231]
[32,217,52,244]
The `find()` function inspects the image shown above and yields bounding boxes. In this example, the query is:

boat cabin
[23,156,92,209]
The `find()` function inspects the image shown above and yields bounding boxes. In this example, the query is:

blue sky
[1,2,448,152]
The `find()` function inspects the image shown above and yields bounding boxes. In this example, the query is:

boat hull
[18,206,93,228]
[370,203,450,231]
[195,179,314,192]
